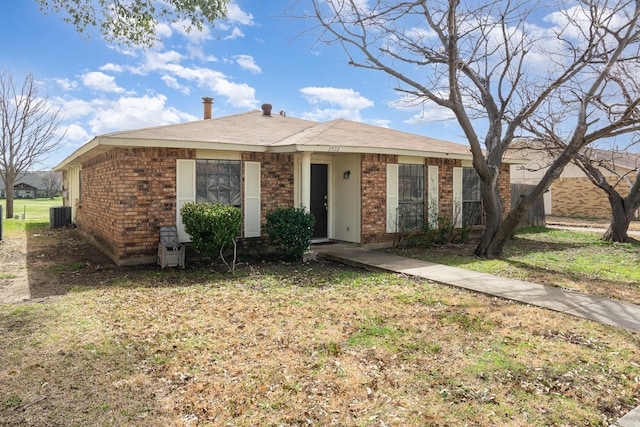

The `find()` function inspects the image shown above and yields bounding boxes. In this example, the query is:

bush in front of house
[264,206,315,261]
[180,202,241,271]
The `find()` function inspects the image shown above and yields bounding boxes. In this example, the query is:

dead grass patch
[1,266,639,426]
[1,224,639,426]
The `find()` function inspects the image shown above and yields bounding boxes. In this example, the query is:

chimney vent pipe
[202,97,214,120]
[261,103,272,116]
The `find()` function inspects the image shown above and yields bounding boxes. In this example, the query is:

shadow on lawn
[23,223,350,299]
[23,223,222,298]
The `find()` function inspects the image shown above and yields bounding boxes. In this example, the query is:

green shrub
[180,202,241,270]
[264,206,315,261]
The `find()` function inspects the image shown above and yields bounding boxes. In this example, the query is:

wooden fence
[511,184,546,227]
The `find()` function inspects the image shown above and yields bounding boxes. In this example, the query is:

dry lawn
[1,224,639,426]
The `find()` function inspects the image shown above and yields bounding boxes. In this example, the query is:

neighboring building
[0,172,61,199]
[54,100,517,266]
[509,142,640,219]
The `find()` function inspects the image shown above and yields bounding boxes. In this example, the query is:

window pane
[398,164,425,230]
[195,159,242,206]
[462,168,483,226]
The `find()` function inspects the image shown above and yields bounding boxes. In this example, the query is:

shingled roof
[56,110,489,170]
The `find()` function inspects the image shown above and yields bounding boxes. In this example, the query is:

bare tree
[510,139,640,241]
[40,171,62,199]
[574,149,640,242]
[521,59,640,242]
[307,0,640,258]
[0,69,65,219]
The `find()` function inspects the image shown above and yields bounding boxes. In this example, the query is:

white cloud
[57,94,197,136]
[235,55,261,74]
[136,50,184,73]
[89,95,197,134]
[369,118,391,128]
[161,75,190,94]
[224,27,245,40]
[100,63,124,73]
[226,3,255,26]
[171,21,212,45]
[81,71,125,93]
[302,108,365,122]
[54,97,95,120]
[217,3,254,40]
[155,22,173,39]
[132,49,259,108]
[390,95,457,124]
[300,87,374,122]
[300,87,374,110]
[54,78,78,91]
[63,123,91,145]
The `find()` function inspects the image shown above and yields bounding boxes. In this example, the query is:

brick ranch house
[54,101,515,266]
[510,143,640,219]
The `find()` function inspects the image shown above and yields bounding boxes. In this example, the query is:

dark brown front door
[310,164,328,238]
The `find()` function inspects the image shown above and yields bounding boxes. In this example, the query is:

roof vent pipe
[261,103,272,116]
[202,97,214,120]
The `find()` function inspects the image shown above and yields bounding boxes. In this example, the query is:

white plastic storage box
[157,226,185,268]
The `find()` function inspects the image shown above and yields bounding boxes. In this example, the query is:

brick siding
[551,173,637,218]
[77,148,514,264]
[499,163,512,216]
[426,158,460,221]
[243,152,295,224]
[361,154,397,244]
[361,156,512,244]
[77,147,194,265]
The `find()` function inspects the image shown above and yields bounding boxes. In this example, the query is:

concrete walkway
[315,244,640,333]
[315,243,640,427]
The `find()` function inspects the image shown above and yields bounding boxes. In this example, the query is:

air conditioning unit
[49,206,72,228]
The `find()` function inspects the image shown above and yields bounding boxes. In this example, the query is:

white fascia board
[55,137,270,171]
[100,137,269,153]
[269,144,474,161]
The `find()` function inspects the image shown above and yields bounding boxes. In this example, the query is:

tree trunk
[602,192,637,243]
[4,176,14,219]
[474,170,503,258]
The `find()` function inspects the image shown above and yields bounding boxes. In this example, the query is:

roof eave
[270,144,474,160]
[54,137,269,171]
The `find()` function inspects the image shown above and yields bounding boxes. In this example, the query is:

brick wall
[78,147,194,265]
[551,173,637,218]
[500,163,512,216]
[360,156,512,244]
[77,147,515,264]
[243,152,295,225]
[361,153,397,244]
[426,158,460,221]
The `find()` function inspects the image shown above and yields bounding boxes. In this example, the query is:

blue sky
[1,1,468,170]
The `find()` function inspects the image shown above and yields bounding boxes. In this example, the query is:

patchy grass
[1,264,639,426]
[1,197,62,221]
[392,226,640,304]
[1,198,61,241]
[1,222,640,425]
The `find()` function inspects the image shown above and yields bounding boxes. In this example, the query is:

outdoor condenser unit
[49,206,72,228]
